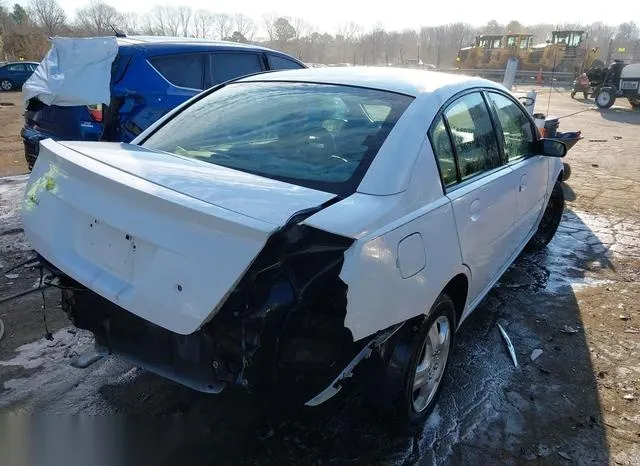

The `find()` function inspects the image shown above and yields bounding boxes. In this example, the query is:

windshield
[141,82,413,195]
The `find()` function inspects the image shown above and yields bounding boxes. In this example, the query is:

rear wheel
[525,180,565,252]
[362,294,456,425]
[595,88,616,109]
[0,79,14,91]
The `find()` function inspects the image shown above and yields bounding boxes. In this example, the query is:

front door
[432,92,517,303]
[486,92,549,247]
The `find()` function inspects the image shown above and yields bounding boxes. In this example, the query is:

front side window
[149,54,204,89]
[444,92,501,181]
[487,92,535,162]
[209,53,263,86]
[142,82,413,195]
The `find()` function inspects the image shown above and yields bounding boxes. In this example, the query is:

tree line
[1,0,639,68]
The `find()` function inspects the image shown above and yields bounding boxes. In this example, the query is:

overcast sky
[20,0,635,34]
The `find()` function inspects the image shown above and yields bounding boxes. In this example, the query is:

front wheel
[0,79,14,91]
[525,180,565,252]
[595,88,616,109]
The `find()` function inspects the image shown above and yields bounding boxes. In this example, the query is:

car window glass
[487,92,535,162]
[7,64,25,72]
[444,93,501,180]
[149,54,203,89]
[429,116,457,187]
[209,53,262,85]
[267,54,304,70]
[142,82,413,196]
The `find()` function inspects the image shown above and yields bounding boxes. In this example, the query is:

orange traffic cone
[536,68,543,85]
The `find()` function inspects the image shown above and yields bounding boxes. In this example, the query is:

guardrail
[439,68,575,85]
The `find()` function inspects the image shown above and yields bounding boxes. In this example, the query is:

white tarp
[22,36,118,107]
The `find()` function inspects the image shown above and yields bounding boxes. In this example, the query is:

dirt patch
[0,92,29,177]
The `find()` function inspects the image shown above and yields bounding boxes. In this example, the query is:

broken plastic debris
[560,325,579,334]
[497,323,518,368]
[4,273,19,280]
[557,452,572,461]
[530,349,543,361]
[623,394,635,400]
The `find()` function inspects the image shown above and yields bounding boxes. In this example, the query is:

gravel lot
[1,86,639,465]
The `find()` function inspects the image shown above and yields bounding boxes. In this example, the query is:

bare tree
[192,9,213,38]
[177,6,192,37]
[212,13,232,40]
[76,0,121,36]
[336,21,360,61]
[28,0,66,36]
[234,13,256,41]
[119,12,140,35]
[149,6,180,36]
[262,12,277,42]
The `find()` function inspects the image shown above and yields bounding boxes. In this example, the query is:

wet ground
[1,87,639,465]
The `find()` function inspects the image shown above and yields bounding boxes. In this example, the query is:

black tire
[361,294,456,426]
[525,180,565,252]
[0,79,14,92]
[562,162,571,181]
[595,88,616,109]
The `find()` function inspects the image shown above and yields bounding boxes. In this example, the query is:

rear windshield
[141,82,413,195]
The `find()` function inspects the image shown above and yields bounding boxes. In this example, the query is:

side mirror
[518,96,535,107]
[539,138,567,158]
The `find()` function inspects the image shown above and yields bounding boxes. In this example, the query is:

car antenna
[110,24,127,38]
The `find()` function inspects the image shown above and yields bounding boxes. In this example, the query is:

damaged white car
[22,67,567,423]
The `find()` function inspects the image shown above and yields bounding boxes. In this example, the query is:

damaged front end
[54,212,366,403]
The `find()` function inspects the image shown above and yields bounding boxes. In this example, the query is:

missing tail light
[87,104,103,123]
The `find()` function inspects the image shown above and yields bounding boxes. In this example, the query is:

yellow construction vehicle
[455,30,602,73]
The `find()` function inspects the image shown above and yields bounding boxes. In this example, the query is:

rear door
[434,92,518,302]
[6,63,30,86]
[113,53,206,142]
[486,91,548,247]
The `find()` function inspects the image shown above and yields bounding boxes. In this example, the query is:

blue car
[22,36,306,169]
[0,61,39,91]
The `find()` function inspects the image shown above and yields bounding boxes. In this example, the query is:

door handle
[470,199,481,221]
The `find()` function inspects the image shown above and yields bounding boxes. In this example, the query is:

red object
[87,104,103,123]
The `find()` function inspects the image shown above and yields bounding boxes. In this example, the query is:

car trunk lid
[23,140,335,334]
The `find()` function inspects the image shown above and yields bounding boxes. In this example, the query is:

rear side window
[444,93,501,181]
[209,53,263,86]
[267,54,304,70]
[7,64,25,72]
[149,54,204,90]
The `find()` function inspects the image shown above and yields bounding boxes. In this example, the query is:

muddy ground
[0,87,639,465]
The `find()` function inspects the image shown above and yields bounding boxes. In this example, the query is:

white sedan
[23,67,567,424]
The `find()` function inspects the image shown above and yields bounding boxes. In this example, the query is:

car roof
[117,36,286,55]
[237,66,504,98]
